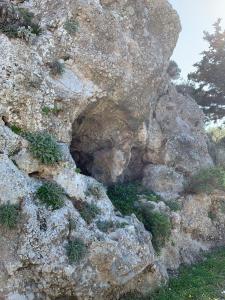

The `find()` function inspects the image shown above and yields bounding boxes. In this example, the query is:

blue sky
[169,0,225,80]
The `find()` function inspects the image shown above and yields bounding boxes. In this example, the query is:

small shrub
[96,220,128,233]
[0,23,19,38]
[49,60,65,76]
[187,167,225,194]
[139,209,172,252]
[107,183,141,215]
[107,183,160,215]
[75,168,81,174]
[25,132,62,165]
[107,183,171,251]
[115,221,128,229]
[166,200,181,212]
[96,220,114,233]
[18,8,34,24]
[36,182,65,210]
[74,201,100,224]
[0,6,41,39]
[66,238,86,263]
[17,8,42,35]
[10,124,23,135]
[64,19,79,35]
[0,202,19,229]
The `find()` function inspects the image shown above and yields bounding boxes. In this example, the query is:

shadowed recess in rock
[70,100,146,185]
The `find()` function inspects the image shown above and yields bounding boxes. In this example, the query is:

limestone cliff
[0,0,222,299]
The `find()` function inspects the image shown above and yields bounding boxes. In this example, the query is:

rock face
[0,0,219,299]
[0,0,213,187]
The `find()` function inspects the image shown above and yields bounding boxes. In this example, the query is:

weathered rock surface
[143,164,184,200]
[0,0,220,299]
[0,126,167,299]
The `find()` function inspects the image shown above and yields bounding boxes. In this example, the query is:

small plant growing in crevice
[86,184,103,199]
[10,124,24,135]
[96,220,128,233]
[66,238,86,263]
[138,208,172,252]
[75,168,81,174]
[208,210,217,221]
[36,182,65,210]
[115,221,128,229]
[186,167,225,194]
[64,19,79,35]
[0,202,19,229]
[68,218,77,231]
[166,200,182,212]
[41,106,61,116]
[0,5,41,40]
[49,60,65,76]
[74,201,100,224]
[25,131,62,165]
[96,220,114,233]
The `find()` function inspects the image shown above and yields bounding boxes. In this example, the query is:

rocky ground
[0,0,225,299]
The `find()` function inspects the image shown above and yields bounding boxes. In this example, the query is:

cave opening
[70,101,146,185]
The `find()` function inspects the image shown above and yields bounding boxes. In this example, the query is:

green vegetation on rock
[107,183,171,251]
[139,209,171,252]
[0,6,41,39]
[26,131,62,165]
[120,248,225,300]
[10,124,24,135]
[66,238,87,263]
[86,184,103,199]
[96,220,114,233]
[49,60,65,76]
[107,183,160,215]
[64,19,79,35]
[42,106,61,116]
[36,182,65,210]
[166,200,182,212]
[74,201,100,224]
[187,167,225,194]
[0,202,19,229]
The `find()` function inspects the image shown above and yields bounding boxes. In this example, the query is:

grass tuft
[64,19,79,35]
[25,131,62,165]
[120,248,225,300]
[166,200,182,212]
[49,60,65,76]
[10,124,24,135]
[186,167,225,194]
[0,202,19,229]
[42,106,61,116]
[74,201,100,224]
[36,182,65,210]
[66,238,86,263]
[96,220,114,233]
